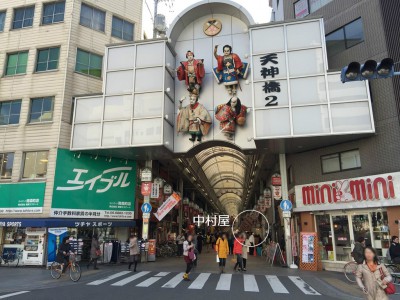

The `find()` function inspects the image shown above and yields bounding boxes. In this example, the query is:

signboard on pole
[151,183,160,198]
[154,192,181,221]
[273,186,282,200]
[141,183,152,196]
[141,168,152,182]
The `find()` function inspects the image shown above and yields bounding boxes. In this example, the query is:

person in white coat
[242,233,251,271]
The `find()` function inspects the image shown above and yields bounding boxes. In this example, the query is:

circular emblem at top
[203,18,222,36]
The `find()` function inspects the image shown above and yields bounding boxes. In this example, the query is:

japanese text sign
[0,182,45,214]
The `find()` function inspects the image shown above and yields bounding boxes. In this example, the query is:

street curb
[314,277,363,300]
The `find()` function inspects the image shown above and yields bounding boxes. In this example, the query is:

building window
[0,100,22,125]
[42,1,65,25]
[75,49,103,78]
[29,97,54,123]
[36,47,60,72]
[321,149,361,174]
[112,16,134,41]
[326,18,364,58]
[13,6,35,29]
[22,151,48,179]
[5,51,29,76]
[79,3,105,32]
[294,0,332,19]
[0,11,6,32]
[0,153,14,179]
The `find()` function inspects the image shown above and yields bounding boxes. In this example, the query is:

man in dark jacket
[56,236,71,273]
[389,236,400,263]
[352,236,365,264]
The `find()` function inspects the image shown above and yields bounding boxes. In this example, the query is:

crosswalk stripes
[216,274,232,291]
[266,275,289,294]
[188,273,211,289]
[86,271,322,295]
[288,276,321,295]
[111,271,150,286]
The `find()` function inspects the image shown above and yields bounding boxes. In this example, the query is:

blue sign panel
[280,200,292,211]
[141,203,152,213]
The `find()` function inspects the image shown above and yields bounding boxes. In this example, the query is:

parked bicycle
[0,249,23,267]
[50,253,81,282]
[344,258,400,283]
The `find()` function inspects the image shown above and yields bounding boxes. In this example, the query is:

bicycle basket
[69,253,76,262]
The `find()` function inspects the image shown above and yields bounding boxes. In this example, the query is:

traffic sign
[142,213,150,219]
[280,200,292,211]
[282,211,291,218]
[141,203,152,214]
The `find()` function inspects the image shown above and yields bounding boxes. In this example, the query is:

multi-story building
[0,0,142,265]
[270,0,400,270]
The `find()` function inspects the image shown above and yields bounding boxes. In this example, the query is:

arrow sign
[154,192,181,221]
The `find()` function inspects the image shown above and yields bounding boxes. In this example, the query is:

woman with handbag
[128,234,139,271]
[216,233,229,273]
[355,246,394,299]
[183,235,195,281]
[87,234,100,270]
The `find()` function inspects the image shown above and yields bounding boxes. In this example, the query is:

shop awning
[0,218,136,228]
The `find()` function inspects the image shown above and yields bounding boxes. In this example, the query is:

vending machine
[23,227,46,266]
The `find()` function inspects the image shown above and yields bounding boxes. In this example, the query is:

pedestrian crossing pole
[279,154,297,269]
[142,160,153,241]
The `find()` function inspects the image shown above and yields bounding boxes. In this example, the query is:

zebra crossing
[86,271,321,295]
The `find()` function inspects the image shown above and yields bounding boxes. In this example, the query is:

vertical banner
[154,192,181,221]
[47,228,68,266]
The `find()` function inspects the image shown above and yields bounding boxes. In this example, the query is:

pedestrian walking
[87,234,100,270]
[228,234,234,255]
[233,233,244,272]
[242,233,250,271]
[356,246,393,300]
[249,232,255,255]
[183,234,195,281]
[389,236,400,263]
[216,233,229,273]
[128,234,139,271]
[352,236,366,264]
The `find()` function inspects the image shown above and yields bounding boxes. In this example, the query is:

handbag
[216,255,220,263]
[188,250,195,261]
[95,249,102,257]
[380,268,396,295]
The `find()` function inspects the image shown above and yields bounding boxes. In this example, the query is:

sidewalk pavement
[0,250,381,299]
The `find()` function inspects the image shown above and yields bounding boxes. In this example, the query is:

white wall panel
[136,43,164,67]
[105,70,134,95]
[255,109,290,137]
[72,123,101,148]
[292,105,330,135]
[286,22,322,50]
[108,46,135,70]
[251,26,285,54]
[288,48,324,77]
[290,76,327,105]
[134,92,163,118]
[75,97,103,123]
[331,102,372,132]
[104,95,132,120]
[102,121,131,146]
[132,118,162,145]
[135,67,163,92]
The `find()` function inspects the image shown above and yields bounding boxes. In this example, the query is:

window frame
[12,5,35,30]
[21,151,49,180]
[28,96,55,124]
[0,152,14,180]
[79,3,106,32]
[41,1,66,25]
[4,51,29,76]
[75,48,103,79]
[112,15,135,41]
[0,10,6,32]
[321,149,361,174]
[0,100,22,126]
[326,18,364,58]
[35,46,61,72]
[293,0,333,19]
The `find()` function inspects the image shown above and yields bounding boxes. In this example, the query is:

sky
[142,0,272,38]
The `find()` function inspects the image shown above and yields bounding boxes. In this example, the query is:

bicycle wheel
[69,262,81,282]
[51,262,62,279]
[386,264,399,283]
[344,262,358,283]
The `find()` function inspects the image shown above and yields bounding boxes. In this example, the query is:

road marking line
[111,271,150,286]
[0,291,30,299]
[155,272,170,277]
[162,272,185,288]
[136,277,162,287]
[188,273,211,289]
[265,275,289,294]
[216,274,232,290]
[87,271,131,285]
[243,274,259,292]
[288,276,321,295]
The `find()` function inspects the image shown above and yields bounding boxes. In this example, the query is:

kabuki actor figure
[215,96,247,140]
[213,45,249,95]
[177,89,212,142]
[177,51,205,94]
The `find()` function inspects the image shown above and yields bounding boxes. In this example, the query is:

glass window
[294,0,309,19]
[75,49,103,78]
[0,153,14,179]
[321,153,340,173]
[321,150,361,174]
[326,18,364,58]
[36,47,60,72]
[13,6,35,29]
[309,0,333,13]
[79,3,105,32]
[0,100,22,125]
[112,16,134,41]
[316,215,332,260]
[22,151,48,179]
[332,215,351,261]
[340,150,361,170]
[0,11,6,32]
[6,51,28,76]
[29,97,54,123]
[42,1,65,24]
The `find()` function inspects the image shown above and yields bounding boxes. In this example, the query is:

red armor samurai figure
[176,51,205,94]
[215,96,247,140]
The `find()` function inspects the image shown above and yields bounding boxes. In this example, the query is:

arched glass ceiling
[195,146,246,216]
